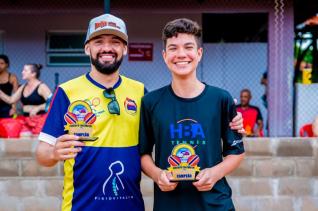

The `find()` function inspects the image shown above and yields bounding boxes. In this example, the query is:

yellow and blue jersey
[39,73,145,211]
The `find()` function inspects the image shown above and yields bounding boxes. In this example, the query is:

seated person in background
[312,116,318,137]
[236,89,264,137]
[0,54,19,118]
[0,63,52,135]
[260,71,268,109]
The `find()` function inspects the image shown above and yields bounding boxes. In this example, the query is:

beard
[91,52,123,75]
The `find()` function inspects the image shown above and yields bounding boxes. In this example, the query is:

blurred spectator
[236,89,264,137]
[0,63,52,135]
[260,71,268,109]
[0,54,19,118]
[312,116,318,137]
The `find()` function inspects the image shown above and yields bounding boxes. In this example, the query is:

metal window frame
[47,53,90,67]
[46,30,89,66]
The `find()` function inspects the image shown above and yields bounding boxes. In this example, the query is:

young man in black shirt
[139,18,245,211]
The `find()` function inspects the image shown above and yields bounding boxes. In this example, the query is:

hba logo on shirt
[169,119,206,146]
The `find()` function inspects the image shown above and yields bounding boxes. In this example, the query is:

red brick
[277,140,313,157]
[243,138,273,156]
[230,159,253,176]
[300,197,318,211]
[3,139,36,157]
[240,178,273,196]
[21,159,59,176]
[254,158,295,177]
[0,159,19,176]
[255,197,294,211]
[278,178,313,196]
[23,196,61,211]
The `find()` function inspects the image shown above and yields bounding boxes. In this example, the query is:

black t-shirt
[139,84,244,211]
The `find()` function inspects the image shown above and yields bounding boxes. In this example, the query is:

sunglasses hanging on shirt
[103,88,120,115]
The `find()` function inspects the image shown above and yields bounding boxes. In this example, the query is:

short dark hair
[26,63,43,79]
[0,54,10,67]
[241,88,251,96]
[162,18,202,49]
[262,72,267,79]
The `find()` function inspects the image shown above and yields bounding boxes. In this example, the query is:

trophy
[167,143,200,182]
[64,100,98,141]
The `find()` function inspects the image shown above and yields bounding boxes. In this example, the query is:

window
[202,13,268,43]
[46,31,90,66]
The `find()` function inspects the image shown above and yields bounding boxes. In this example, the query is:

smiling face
[85,34,127,75]
[163,33,202,78]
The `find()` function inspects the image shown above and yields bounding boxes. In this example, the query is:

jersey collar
[85,72,122,89]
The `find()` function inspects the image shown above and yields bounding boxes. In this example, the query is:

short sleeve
[38,87,70,145]
[138,97,155,155]
[256,107,263,121]
[221,92,245,157]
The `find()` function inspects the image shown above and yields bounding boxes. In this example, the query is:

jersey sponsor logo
[95,21,121,30]
[169,118,206,146]
[94,161,134,201]
[124,97,137,115]
[103,161,125,196]
[231,139,243,146]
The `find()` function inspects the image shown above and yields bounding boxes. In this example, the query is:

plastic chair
[299,123,314,137]
[0,118,23,138]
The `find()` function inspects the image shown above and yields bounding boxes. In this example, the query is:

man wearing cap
[35,14,243,211]
[36,14,145,211]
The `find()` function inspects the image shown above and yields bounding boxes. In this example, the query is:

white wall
[295,84,318,136]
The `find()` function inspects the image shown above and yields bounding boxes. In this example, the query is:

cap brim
[86,29,128,44]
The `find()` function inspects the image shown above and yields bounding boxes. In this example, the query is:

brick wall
[0,138,317,211]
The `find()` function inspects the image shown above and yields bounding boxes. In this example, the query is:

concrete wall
[0,138,317,211]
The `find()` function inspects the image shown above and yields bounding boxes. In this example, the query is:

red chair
[0,118,23,138]
[299,123,314,137]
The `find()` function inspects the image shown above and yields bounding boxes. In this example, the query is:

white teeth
[100,54,114,62]
[100,55,113,59]
[176,61,189,65]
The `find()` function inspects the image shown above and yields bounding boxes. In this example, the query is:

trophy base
[170,178,198,182]
[169,169,198,182]
[78,136,98,141]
